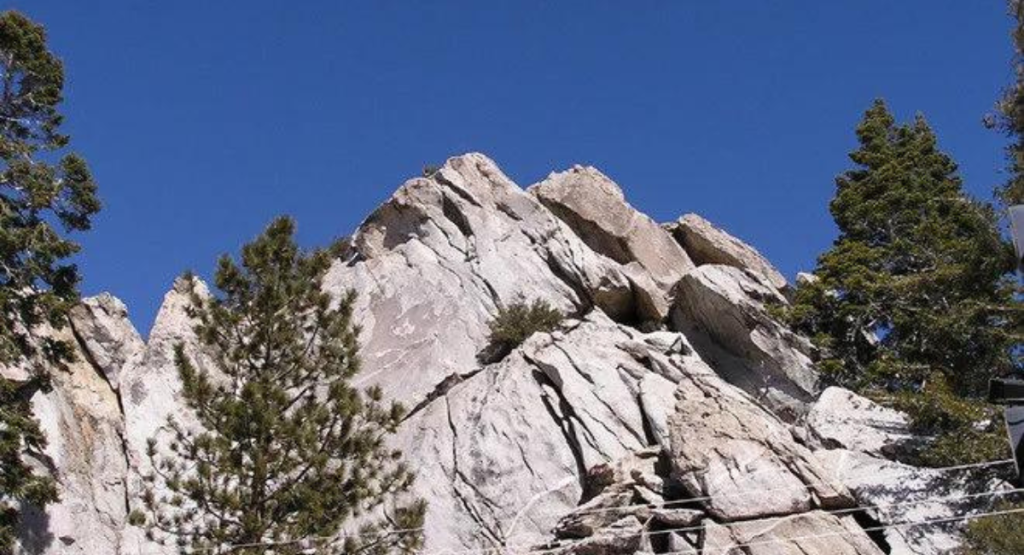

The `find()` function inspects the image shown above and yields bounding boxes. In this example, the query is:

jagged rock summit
[8,153,1010,555]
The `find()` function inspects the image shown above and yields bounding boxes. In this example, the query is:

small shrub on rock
[485,299,564,360]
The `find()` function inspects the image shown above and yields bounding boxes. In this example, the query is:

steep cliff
[10,153,1011,555]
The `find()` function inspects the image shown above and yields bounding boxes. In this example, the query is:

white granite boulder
[667,213,787,291]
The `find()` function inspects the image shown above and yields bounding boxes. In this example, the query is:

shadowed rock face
[14,153,1006,555]
[671,264,819,416]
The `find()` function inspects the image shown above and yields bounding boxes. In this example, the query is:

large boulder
[702,511,885,555]
[68,293,145,388]
[671,264,818,415]
[530,165,695,320]
[806,387,915,458]
[668,362,853,521]
[816,449,1014,555]
[667,213,788,291]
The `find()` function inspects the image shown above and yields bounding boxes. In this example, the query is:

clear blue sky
[10,1,1016,335]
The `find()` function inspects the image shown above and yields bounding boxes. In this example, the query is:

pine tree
[787,100,1022,466]
[0,11,99,551]
[137,217,425,554]
[992,1,1024,205]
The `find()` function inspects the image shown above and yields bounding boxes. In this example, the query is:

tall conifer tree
[137,217,424,554]
[993,1,1024,205]
[0,11,99,551]
[788,100,1021,466]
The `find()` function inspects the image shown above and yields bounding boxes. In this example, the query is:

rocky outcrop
[668,362,853,521]
[69,293,144,388]
[702,511,885,555]
[806,387,915,458]
[391,310,701,550]
[15,153,998,555]
[11,304,136,554]
[667,213,788,291]
[671,264,818,416]
[530,165,695,321]
[118,276,215,553]
[324,154,638,405]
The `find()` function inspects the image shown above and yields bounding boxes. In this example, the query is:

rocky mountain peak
[12,153,1010,555]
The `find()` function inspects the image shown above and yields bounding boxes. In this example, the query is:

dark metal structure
[989,379,1024,484]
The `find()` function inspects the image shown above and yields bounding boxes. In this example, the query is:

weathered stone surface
[650,508,703,527]
[392,311,696,550]
[702,511,885,555]
[671,264,818,415]
[668,363,853,521]
[638,373,677,450]
[325,154,638,407]
[806,387,915,458]
[13,302,134,555]
[119,276,214,554]
[68,293,144,389]
[552,447,676,541]
[667,213,787,291]
[796,271,819,287]
[544,517,645,555]
[555,489,637,539]
[816,449,1013,555]
[530,165,695,320]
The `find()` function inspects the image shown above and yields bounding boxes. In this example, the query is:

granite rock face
[667,213,787,291]
[671,264,819,416]
[15,153,996,555]
[530,165,695,321]
[323,154,637,406]
[68,293,145,388]
[667,362,853,521]
[392,310,707,550]
[806,387,915,458]
[815,449,1015,555]
[8,305,136,554]
[702,511,885,555]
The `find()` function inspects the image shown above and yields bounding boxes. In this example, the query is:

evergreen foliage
[485,298,564,359]
[992,1,1024,205]
[960,501,1024,555]
[786,100,1022,466]
[137,217,424,554]
[0,10,99,551]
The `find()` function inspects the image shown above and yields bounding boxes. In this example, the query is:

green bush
[486,299,564,358]
[960,501,1024,555]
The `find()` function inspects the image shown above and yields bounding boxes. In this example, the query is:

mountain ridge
[5,153,1009,555]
